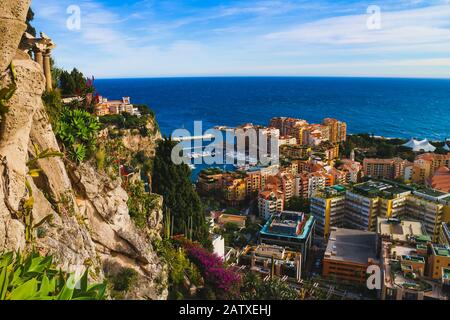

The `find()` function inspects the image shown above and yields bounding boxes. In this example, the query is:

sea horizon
[94,75,450,81]
[95,77,450,141]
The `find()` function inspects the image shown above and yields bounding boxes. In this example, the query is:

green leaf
[0,265,10,300]
[56,275,74,300]
[39,274,51,297]
[9,278,38,300]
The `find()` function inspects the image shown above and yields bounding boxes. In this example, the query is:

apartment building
[239,244,302,281]
[310,185,346,239]
[363,157,411,180]
[295,172,331,199]
[323,118,347,143]
[259,211,315,264]
[412,153,450,183]
[280,144,311,160]
[94,96,141,117]
[269,117,309,144]
[428,244,450,281]
[314,141,340,161]
[439,222,450,246]
[258,189,284,220]
[223,176,246,204]
[338,159,364,184]
[380,241,446,300]
[407,189,449,240]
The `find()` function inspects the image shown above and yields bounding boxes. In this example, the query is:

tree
[286,196,311,213]
[240,272,298,300]
[152,139,210,246]
[59,68,86,96]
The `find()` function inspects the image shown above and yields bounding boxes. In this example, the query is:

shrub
[175,238,241,298]
[42,90,63,127]
[95,146,106,171]
[127,181,159,228]
[110,268,138,292]
[240,272,298,300]
[0,251,106,300]
[154,239,202,299]
[56,108,100,163]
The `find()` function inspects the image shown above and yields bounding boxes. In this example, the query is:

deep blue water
[95,77,450,141]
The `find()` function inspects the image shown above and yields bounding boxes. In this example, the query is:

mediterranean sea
[95,77,450,178]
[95,77,450,140]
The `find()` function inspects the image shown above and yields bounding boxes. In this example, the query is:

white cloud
[31,0,450,77]
[265,4,450,47]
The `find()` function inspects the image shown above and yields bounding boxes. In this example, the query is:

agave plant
[56,107,100,163]
[0,251,106,300]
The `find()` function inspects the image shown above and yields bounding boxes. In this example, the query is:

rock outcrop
[0,0,167,300]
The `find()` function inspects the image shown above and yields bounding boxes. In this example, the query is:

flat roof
[260,212,315,241]
[415,188,448,198]
[332,185,347,192]
[325,228,378,265]
[219,214,247,221]
[352,181,410,198]
[377,218,425,242]
[432,244,450,257]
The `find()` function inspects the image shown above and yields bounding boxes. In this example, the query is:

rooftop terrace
[260,211,314,240]
[432,244,450,257]
[352,181,410,198]
[377,218,426,243]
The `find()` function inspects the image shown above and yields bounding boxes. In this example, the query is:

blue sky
[32,0,450,78]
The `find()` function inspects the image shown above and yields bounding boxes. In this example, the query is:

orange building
[363,157,410,180]
[323,228,379,284]
[323,118,347,143]
[427,166,450,193]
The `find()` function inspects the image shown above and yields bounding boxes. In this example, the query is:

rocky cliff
[0,0,167,300]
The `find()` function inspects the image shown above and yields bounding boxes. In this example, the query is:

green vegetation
[0,251,106,300]
[224,207,241,215]
[239,272,298,300]
[109,268,138,292]
[42,90,63,127]
[0,63,17,120]
[56,108,100,163]
[57,68,87,96]
[152,139,210,246]
[127,180,160,228]
[216,222,247,248]
[95,146,106,171]
[99,112,155,137]
[341,134,414,161]
[154,239,202,300]
[131,151,154,178]
[286,196,311,213]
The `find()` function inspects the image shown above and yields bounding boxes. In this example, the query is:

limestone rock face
[119,118,162,159]
[0,1,167,300]
[0,0,30,73]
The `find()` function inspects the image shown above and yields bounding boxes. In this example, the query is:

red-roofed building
[427,166,450,193]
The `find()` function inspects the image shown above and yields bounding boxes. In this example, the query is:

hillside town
[197,116,450,300]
